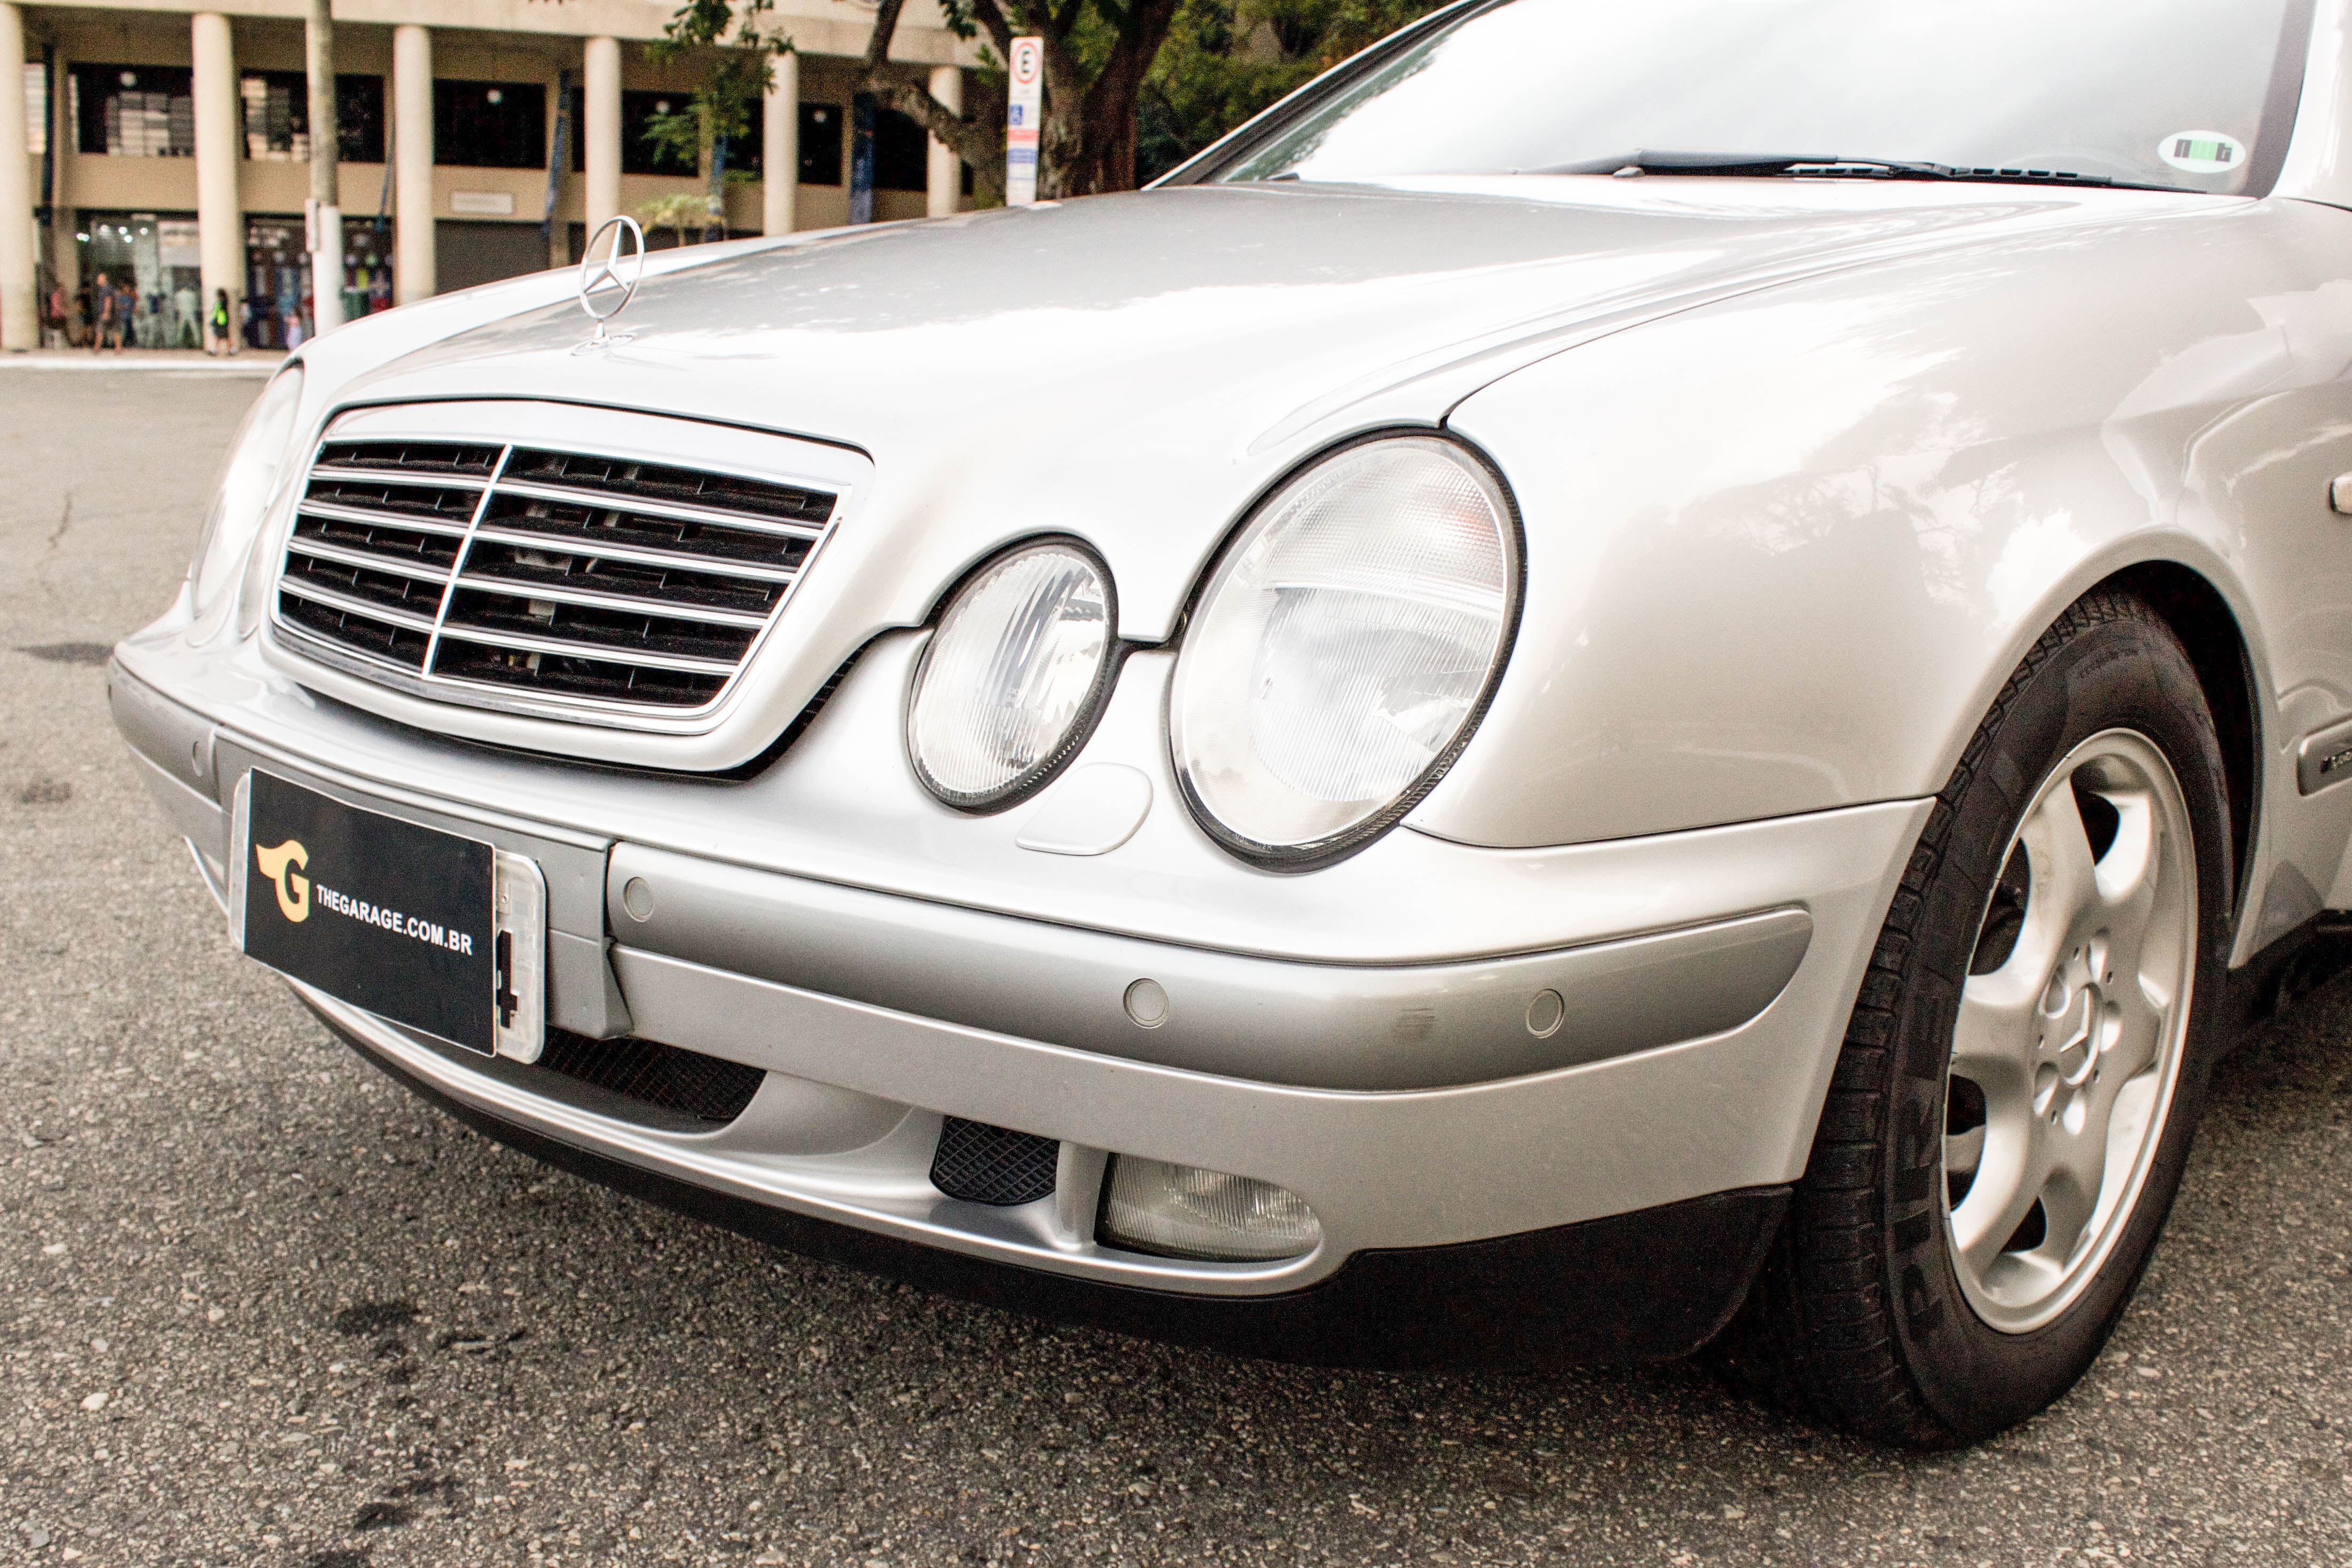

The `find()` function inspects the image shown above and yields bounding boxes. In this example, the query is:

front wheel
[1715,592,2234,1445]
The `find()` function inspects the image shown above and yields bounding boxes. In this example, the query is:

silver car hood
[294,178,2222,769]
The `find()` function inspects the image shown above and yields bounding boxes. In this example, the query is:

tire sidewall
[1884,610,2233,1441]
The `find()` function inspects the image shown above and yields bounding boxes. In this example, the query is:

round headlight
[1170,435,1518,865]
[189,364,305,616]
[906,540,1117,810]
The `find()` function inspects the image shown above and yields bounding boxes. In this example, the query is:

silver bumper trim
[610,840,1813,1091]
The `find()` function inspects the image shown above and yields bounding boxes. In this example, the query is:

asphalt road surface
[5,367,2351,1568]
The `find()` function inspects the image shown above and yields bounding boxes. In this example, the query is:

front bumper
[111,617,1929,1344]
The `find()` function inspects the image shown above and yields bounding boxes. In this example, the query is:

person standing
[207,288,234,356]
[43,283,67,349]
[91,272,117,354]
[120,279,142,350]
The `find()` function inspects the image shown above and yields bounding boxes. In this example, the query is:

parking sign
[1007,36,1043,206]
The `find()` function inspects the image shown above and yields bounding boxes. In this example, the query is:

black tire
[1712,590,2235,1446]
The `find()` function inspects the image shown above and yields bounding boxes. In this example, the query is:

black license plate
[241,770,498,1053]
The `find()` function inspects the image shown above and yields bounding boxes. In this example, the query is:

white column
[762,49,797,235]
[304,0,343,334]
[191,13,243,336]
[925,64,961,220]
[50,38,73,302]
[0,3,35,350]
[583,35,620,237]
[392,23,433,303]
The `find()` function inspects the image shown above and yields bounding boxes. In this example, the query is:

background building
[0,0,981,349]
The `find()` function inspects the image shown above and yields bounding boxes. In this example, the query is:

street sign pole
[305,0,344,334]
[1006,37,1042,207]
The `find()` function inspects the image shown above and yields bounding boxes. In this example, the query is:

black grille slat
[930,1118,1060,1207]
[285,555,451,620]
[535,1029,765,1124]
[293,514,465,571]
[480,492,812,568]
[278,593,430,669]
[305,479,483,524]
[431,635,729,707]
[317,439,500,476]
[275,427,841,715]
[505,447,835,526]
[442,588,761,663]
[460,539,788,615]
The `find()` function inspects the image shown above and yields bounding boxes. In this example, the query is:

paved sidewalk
[0,348,286,374]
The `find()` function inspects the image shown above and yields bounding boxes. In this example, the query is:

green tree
[639,46,771,238]
[652,0,1205,201]
[1138,0,1446,181]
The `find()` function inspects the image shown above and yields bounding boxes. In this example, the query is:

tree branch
[968,0,1017,60]
[862,0,912,73]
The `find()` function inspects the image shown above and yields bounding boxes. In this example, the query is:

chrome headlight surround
[187,363,306,617]
[1169,432,1523,870]
[905,538,1120,812]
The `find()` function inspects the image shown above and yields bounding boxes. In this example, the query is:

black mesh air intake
[930,1117,1060,1206]
[536,1029,765,1125]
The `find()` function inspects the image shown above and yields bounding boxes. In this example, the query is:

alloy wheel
[1943,728,2197,1334]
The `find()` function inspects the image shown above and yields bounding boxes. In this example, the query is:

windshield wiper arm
[1525,150,2127,188]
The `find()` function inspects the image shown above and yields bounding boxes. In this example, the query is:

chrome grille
[272,431,842,717]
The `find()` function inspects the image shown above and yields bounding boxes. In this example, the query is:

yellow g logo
[254,838,310,922]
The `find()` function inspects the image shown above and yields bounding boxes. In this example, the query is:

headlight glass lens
[189,365,305,615]
[907,541,1116,809]
[1171,436,1517,862]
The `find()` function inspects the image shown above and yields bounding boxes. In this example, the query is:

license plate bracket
[230,769,544,1059]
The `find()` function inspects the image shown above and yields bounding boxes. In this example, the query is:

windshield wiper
[1526,150,2138,189]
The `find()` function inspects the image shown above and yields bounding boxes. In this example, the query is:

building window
[241,73,387,164]
[623,90,699,176]
[72,65,195,158]
[874,108,927,192]
[799,103,842,185]
[728,111,762,178]
[434,79,545,169]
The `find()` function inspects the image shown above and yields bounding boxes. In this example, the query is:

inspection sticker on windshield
[2159,131,2244,174]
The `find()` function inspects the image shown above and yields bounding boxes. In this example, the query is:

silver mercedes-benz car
[110,0,2352,1445]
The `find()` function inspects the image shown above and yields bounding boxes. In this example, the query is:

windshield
[1205,0,2310,195]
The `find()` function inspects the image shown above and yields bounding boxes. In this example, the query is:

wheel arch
[2094,560,2262,935]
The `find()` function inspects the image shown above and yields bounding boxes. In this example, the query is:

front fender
[1415,197,2352,874]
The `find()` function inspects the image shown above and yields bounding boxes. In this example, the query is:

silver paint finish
[109,642,1920,973]
[606,838,1813,1091]
[106,2,2352,1276]
[285,804,1884,1292]
[253,183,2254,780]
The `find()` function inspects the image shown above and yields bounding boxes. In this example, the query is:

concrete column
[925,65,961,220]
[191,13,243,335]
[762,49,797,236]
[50,38,74,300]
[392,23,433,302]
[583,35,620,236]
[0,3,35,349]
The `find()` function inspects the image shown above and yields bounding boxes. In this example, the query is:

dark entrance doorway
[435,220,549,293]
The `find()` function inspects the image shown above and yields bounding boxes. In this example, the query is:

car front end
[110,0,2334,1374]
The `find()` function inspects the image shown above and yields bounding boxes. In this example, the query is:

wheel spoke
[2101,985,2164,1085]
[2036,1143,2101,1263]
[1952,1127,2045,1277]
[2090,787,2161,929]
[1950,981,2036,1098]
[2025,775,2105,953]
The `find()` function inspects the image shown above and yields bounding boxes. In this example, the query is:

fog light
[1096,1157,1321,1261]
